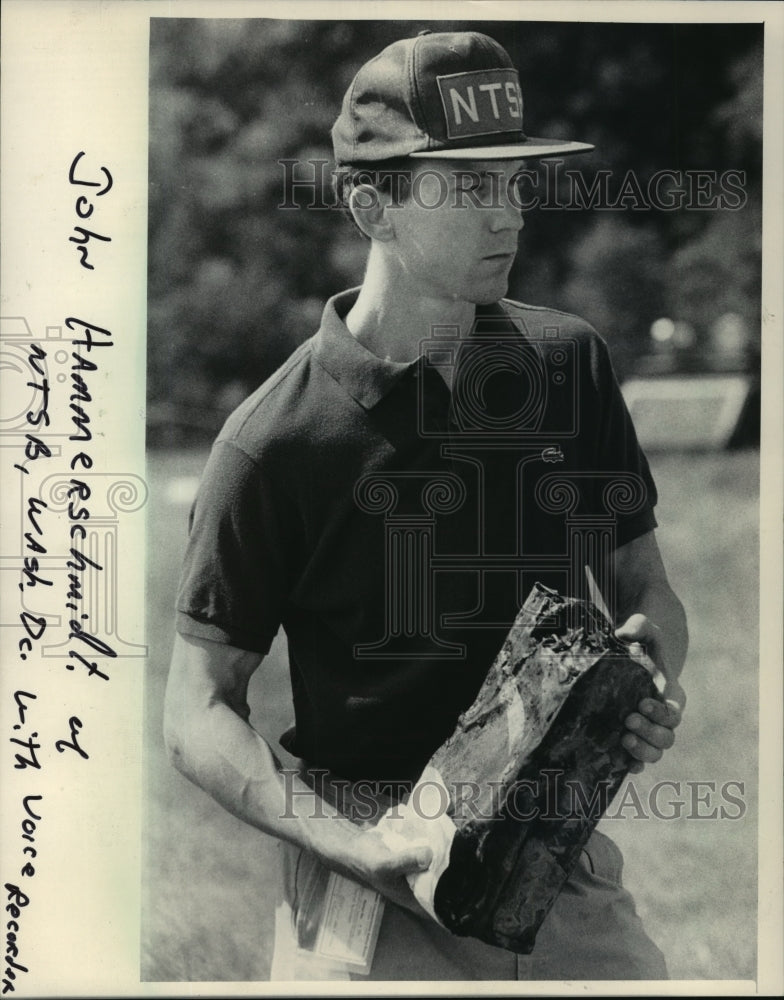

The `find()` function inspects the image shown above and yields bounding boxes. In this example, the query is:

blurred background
[142,18,762,984]
[147,17,762,446]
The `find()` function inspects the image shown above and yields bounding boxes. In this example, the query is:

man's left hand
[615,613,685,775]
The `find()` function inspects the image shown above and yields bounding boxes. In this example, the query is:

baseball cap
[332,30,594,163]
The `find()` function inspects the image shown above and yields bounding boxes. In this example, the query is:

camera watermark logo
[352,317,651,656]
[417,318,577,439]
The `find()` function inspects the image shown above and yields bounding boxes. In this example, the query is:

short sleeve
[175,439,294,654]
[589,334,658,548]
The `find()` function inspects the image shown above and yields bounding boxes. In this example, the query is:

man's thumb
[375,828,433,872]
[405,845,433,872]
[615,612,657,643]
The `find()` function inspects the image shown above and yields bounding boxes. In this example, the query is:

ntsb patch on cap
[331,31,594,163]
[436,69,523,139]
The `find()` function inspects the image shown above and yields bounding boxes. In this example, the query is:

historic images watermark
[279,769,747,823]
[278,159,748,213]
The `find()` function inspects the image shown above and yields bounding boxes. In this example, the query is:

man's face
[386,159,525,305]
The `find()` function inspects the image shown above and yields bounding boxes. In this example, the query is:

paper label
[311,872,385,975]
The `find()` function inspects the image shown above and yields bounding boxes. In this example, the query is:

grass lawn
[140,447,759,983]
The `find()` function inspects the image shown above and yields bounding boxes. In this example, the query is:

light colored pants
[269,829,668,982]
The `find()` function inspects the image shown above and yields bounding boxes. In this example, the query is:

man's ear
[348,184,395,242]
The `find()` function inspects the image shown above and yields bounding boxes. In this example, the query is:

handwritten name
[68,152,112,271]
[62,317,118,678]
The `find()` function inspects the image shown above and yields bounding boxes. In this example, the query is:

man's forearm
[163,633,432,911]
[163,633,365,876]
[166,696,363,863]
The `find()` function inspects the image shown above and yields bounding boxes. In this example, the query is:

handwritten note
[2,153,116,995]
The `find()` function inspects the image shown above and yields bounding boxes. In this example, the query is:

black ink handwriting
[9,733,40,771]
[55,717,88,760]
[68,152,113,271]
[68,151,112,194]
[12,692,36,728]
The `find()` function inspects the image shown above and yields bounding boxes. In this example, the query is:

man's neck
[345,254,478,378]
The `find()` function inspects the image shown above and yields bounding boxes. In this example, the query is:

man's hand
[334,826,434,918]
[615,612,686,775]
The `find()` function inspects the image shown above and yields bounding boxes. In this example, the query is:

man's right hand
[331,826,434,918]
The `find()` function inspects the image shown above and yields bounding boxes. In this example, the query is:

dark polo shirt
[176,289,657,783]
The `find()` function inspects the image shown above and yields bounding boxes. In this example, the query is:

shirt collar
[312,288,413,409]
[312,288,517,410]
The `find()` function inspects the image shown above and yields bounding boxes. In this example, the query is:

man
[165,30,687,981]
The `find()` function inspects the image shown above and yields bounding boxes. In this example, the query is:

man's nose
[489,210,524,234]
[489,189,524,233]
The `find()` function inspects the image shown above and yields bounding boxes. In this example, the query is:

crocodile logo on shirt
[541,445,564,463]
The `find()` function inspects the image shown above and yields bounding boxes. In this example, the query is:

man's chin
[473,281,510,306]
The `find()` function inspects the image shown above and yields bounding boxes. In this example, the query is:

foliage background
[147,18,763,445]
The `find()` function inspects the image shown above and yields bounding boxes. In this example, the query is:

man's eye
[480,173,506,195]
[510,173,533,198]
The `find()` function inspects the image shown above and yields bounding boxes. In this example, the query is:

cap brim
[408,137,594,160]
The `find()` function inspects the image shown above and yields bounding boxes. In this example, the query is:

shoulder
[212,338,324,468]
[499,297,614,382]
[500,297,605,343]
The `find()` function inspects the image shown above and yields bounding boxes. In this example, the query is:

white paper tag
[310,872,385,975]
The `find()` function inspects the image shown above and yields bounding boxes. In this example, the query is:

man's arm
[163,632,432,911]
[612,530,689,773]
